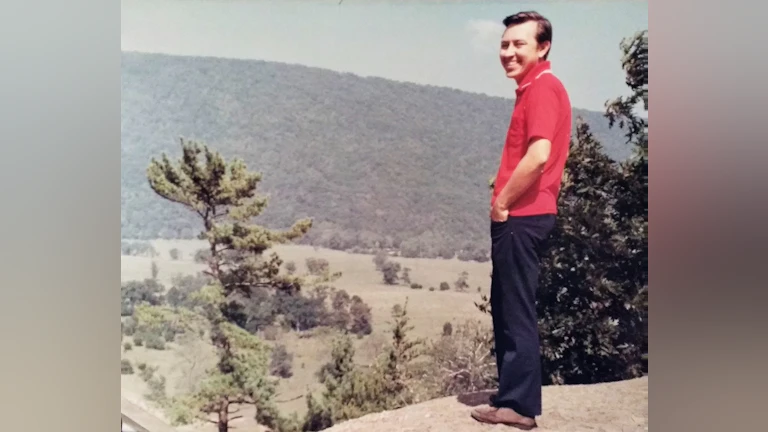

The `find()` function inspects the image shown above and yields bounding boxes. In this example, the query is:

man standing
[470,11,571,430]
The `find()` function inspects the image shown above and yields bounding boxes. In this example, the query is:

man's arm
[492,80,560,219]
[493,137,551,212]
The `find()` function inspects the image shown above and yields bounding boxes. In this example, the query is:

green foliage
[285,261,297,275]
[123,341,133,352]
[139,139,315,430]
[605,30,648,153]
[121,359,134,375]
[299,302,422,431]
[454,271,469,292]
[121,240,157,257]
[121,279,165,316]
[166,273,212,309]
[169,248,181,260]
[329,290,351,329]
[381,301,424,402]
[380,262,401,285]
[144,332,166,350]
[348,295,373,337]
[193,248,210,264]
[457,244,489,262]
[400,267,411,285]
[316,334,357,390]
[422,319,496,397]
[135,139,375,431]
[305,258,330,276]
[146,138,311,290]
[133,294,278,430]
[442,322,453,337]
[123,317,137,336]
[274,286,332,332]
[372,253,402,285]
[270,343,294,379]
[372,252,388,270]
[151,261,159,280]
[133,363,169,406]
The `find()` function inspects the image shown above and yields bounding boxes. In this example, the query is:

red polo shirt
[491,61,572,216]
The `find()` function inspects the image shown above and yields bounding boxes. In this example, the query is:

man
[470,11,571,430]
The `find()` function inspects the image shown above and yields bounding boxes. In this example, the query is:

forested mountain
[121,52,630,259]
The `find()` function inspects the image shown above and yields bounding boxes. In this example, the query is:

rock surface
[323,377,648,432]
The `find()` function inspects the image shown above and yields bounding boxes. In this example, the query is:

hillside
[121,52,631,258]
[320,377,648,432]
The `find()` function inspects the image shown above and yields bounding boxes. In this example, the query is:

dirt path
[322,377,648,432]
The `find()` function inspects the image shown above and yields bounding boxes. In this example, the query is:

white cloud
[466,19,505,53]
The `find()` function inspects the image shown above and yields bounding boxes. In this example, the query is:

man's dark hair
[503,11,553,60]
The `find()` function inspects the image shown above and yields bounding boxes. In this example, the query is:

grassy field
[121,239,494,431]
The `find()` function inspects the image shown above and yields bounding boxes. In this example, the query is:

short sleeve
[525,81,560,144]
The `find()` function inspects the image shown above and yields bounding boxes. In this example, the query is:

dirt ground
[321,377,648,432]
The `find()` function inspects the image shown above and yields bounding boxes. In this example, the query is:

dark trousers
[490,214,555,418]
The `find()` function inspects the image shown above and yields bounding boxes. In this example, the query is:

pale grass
[121,240,494,431]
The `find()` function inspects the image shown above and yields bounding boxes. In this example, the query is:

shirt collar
[515,61,552,96]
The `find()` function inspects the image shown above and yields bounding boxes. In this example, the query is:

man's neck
[514,60,551,88]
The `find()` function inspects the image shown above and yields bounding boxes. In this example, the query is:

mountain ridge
[121,51,631,259]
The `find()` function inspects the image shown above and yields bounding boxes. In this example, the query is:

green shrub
[169,248,181,260]
[144,333,166,350]
[123,342,133,351]
[123,317,136,336]
[121,359,134,375]
[442,322,453,337]
[162,327,176,343]
[270,344,294,378]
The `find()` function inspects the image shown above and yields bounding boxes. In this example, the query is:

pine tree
[136,138,313,431]
[302,302,422,431]
[381,301,423,405]
[147,138,311,297]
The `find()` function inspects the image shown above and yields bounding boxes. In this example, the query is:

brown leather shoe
[470,406,537,430]
[473,404,497,415]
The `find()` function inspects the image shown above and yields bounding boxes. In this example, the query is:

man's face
[499,21,550,82]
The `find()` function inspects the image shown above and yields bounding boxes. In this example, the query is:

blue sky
[121,0,648,112]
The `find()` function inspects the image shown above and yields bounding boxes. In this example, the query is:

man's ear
[538,41,551,59]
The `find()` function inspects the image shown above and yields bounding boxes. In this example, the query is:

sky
[121,0,648,112]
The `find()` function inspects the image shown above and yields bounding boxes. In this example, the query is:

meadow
[121,239,494,431]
